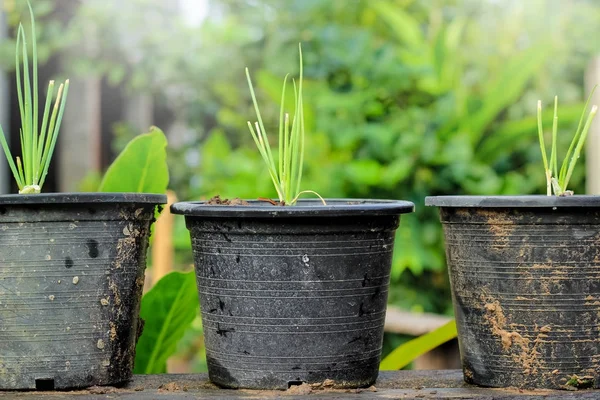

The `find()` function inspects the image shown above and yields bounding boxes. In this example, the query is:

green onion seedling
[245,43,324,205]
[537,88,598,196]
[0,2,69,194]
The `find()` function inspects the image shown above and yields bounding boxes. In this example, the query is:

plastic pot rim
[0,192,167,205]
[425,195,600,208]
[171,198,415,218]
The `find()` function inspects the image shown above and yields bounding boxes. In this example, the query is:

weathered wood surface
[1,370,599,399]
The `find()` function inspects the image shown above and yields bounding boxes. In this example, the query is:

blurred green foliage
[24,0,598,313]
[381,320,457,370]
[7,0,600,370]
[144,0,598,314]
[134,271,199,374]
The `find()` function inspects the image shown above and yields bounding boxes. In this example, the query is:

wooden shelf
[2,370,599,399]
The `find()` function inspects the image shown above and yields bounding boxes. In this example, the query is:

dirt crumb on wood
[158,382,188,392]
[87,386,119,394]
[321,378,335,388]
[464,368,474,380]
[207,195,249,206]
[309,378,338,389]
[287,383,312,395]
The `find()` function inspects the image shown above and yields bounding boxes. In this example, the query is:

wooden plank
[124,94,153,135]
[384,306,453,336]
[57,11,102,192]
[150,190,177,287]
[2,370,598,399]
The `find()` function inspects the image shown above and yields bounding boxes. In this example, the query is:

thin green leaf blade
[559,85,598,184]
[22,26,34,186]
[36,80,55,182]
[380,320,457,371]
[39,80,69,189]
[289,79,300,205]
[550,96,558,179]
[247,121,283,200]
[28,1,38,182]
[537,100,550,195]
[0,125,21,188]
[245,67,281,201]
[98,127,169,193]
[15,25,25,148]
[563,105,598,191]
[278,74,289,181]
[16,157,25,187]
[133,271,199,374]
[294,43,305,203]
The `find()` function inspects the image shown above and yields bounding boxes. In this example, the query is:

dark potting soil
[206,195,249,206]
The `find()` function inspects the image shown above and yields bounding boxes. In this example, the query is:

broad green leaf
[134,271,199,374]
[380,320,457,370]
[392,220,423,278]
[371,1,424,50]
[459,43,552,145]
[76,170,102,192]
[98,126,169,193]
[381,158,414,187]
[431,25,447,91]
[438,17,467,92]
[345,159,382,186]
[203,129,233,162]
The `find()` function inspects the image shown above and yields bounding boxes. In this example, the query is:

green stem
[29,1,38,185]
[550,96,558,180]
[536,100,550,195]
[563,105,598,191]
[559,86,597,184]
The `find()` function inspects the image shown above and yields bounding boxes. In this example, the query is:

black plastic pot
[0,193,165,390]
[171,199,414,389]
[426,195,600,390]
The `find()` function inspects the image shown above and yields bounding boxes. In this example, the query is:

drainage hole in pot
[35,378,55,390]
[288,380,305,388]
[87,239,99,258]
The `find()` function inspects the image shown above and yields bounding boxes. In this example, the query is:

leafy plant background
[3,0,600,370]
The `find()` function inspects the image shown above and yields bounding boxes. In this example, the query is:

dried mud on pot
[426,195,600,390]
[172,199,414,390]
[0,193,165,390]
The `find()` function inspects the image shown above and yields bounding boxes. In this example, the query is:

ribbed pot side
[174,200,413,390]
[429,196,600,390]
[0,194,164,390]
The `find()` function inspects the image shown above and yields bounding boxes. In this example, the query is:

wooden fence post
[150,190,177,287]
[59,19,102,192]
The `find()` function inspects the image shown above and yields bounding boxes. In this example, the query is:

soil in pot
[0,193,165,390]
[426,195,600,390]
[171,199,414,390]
